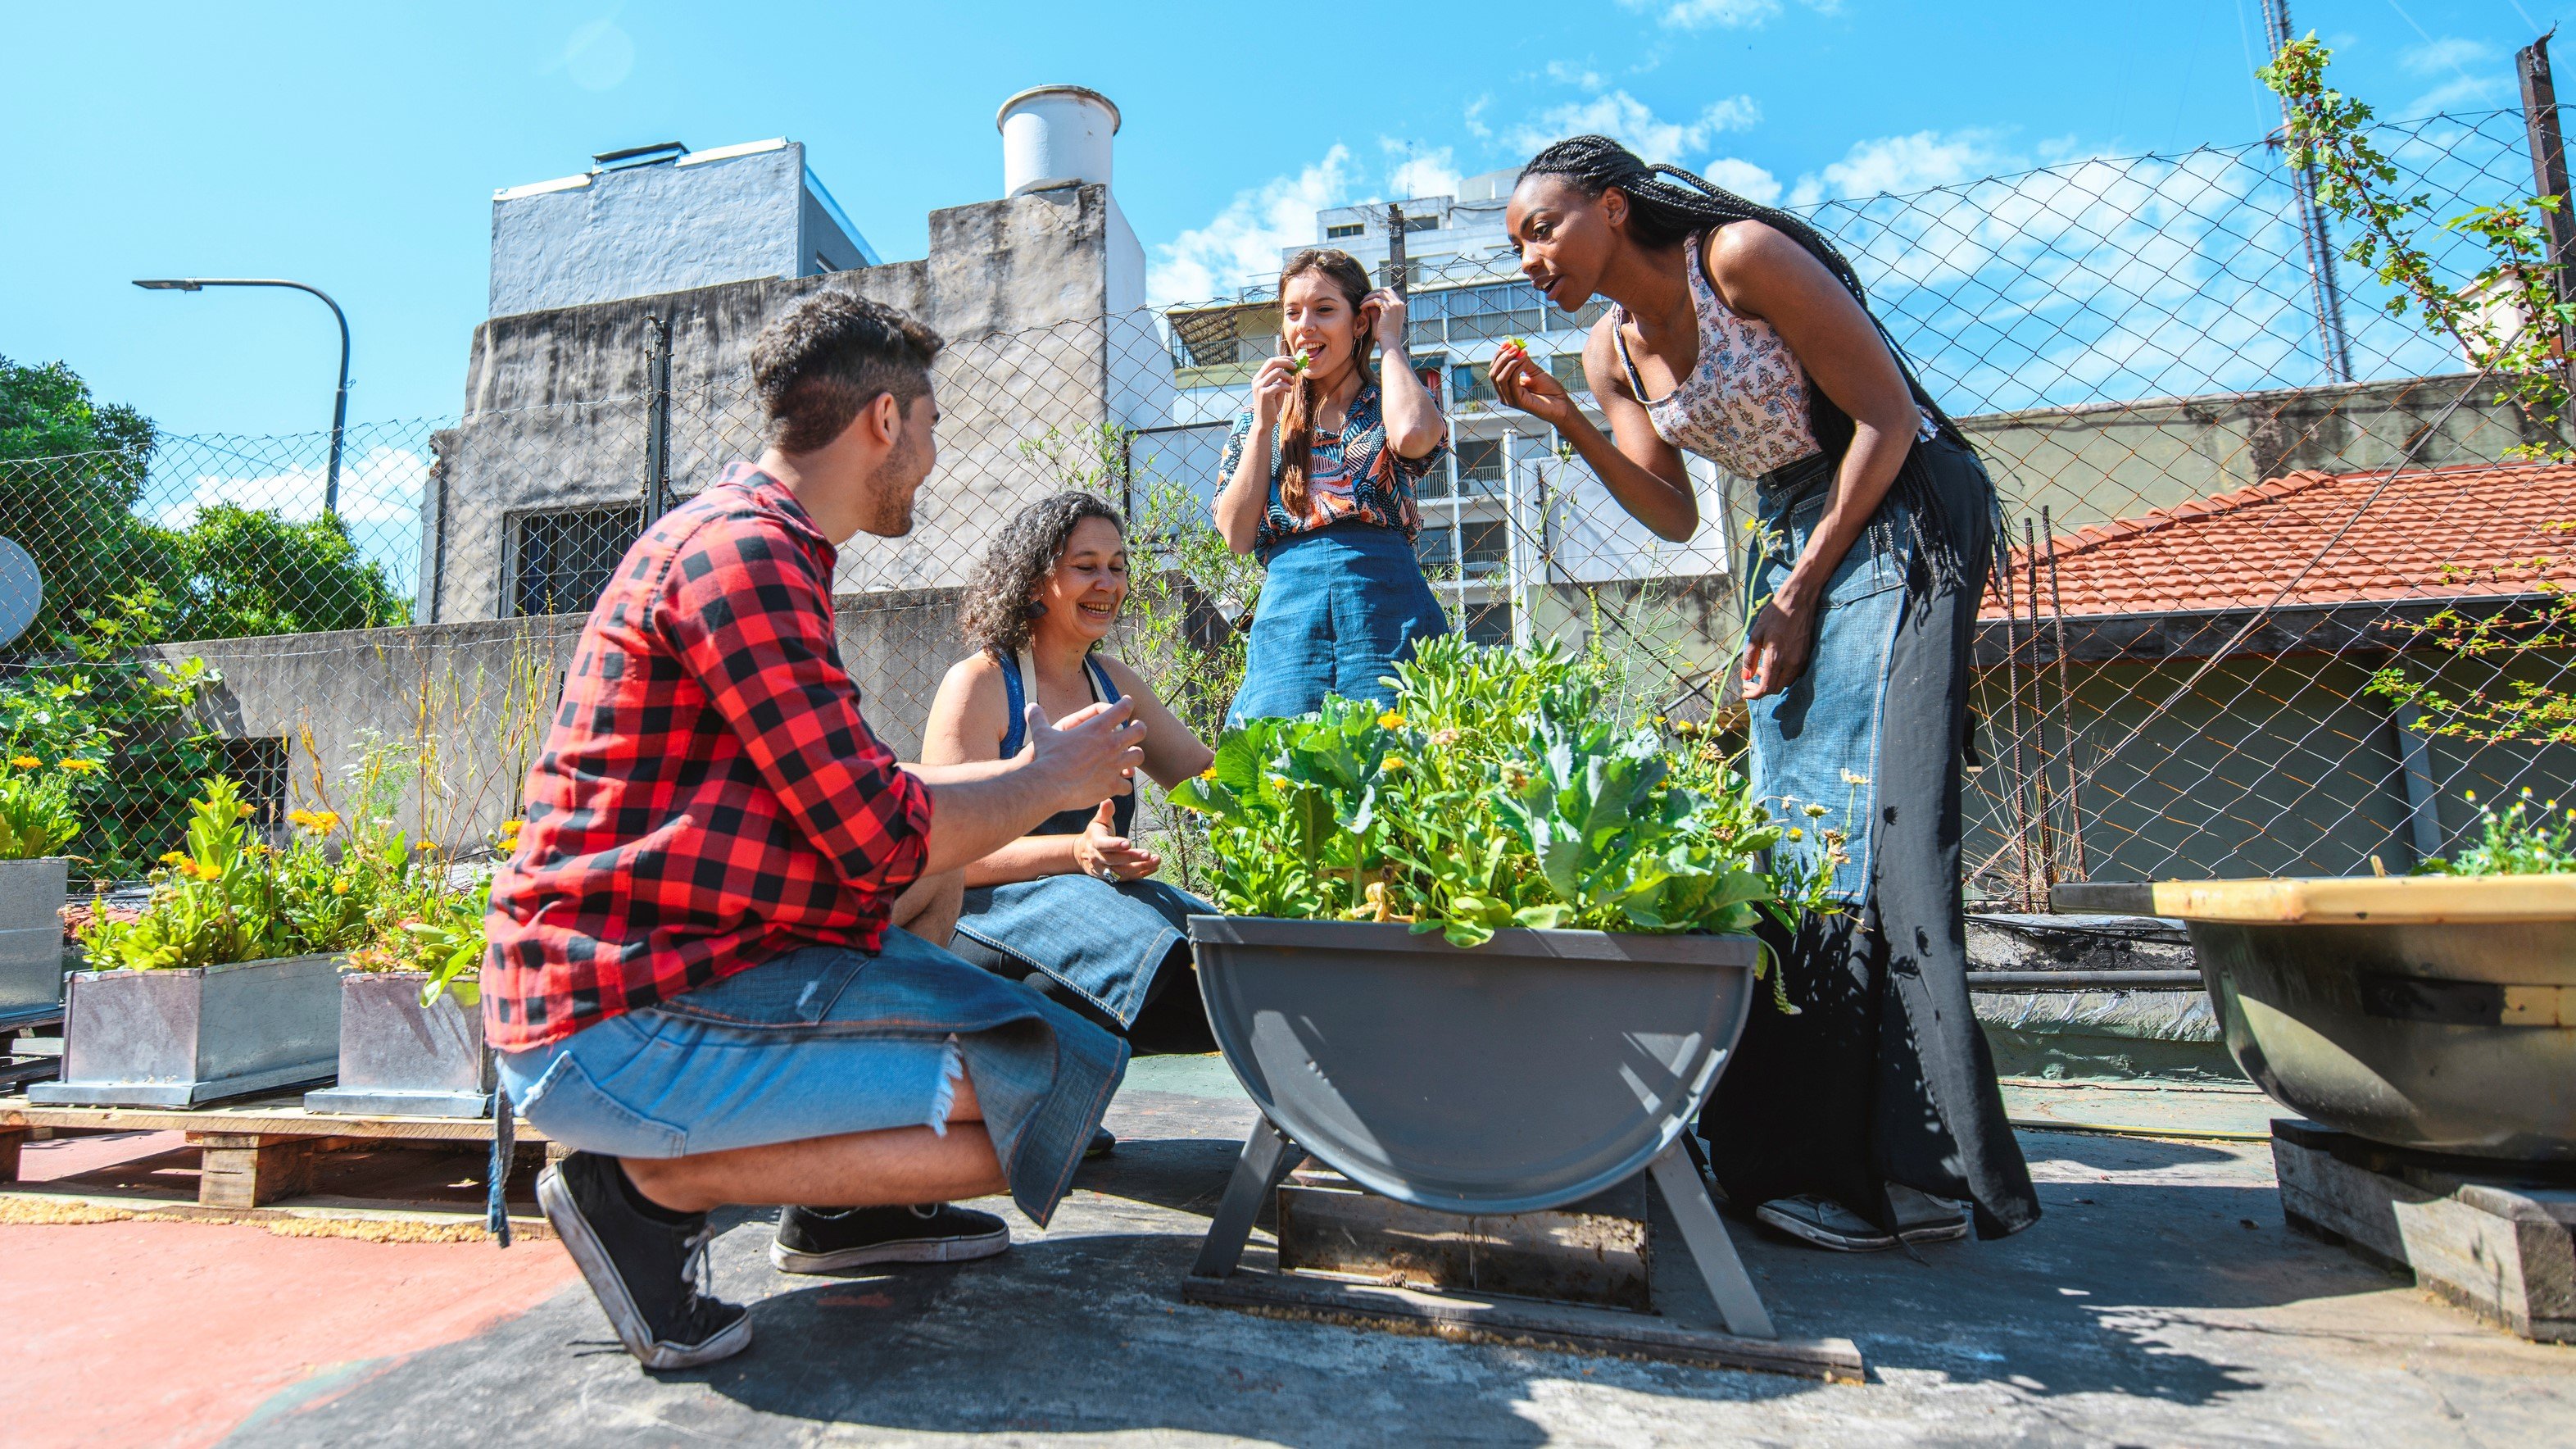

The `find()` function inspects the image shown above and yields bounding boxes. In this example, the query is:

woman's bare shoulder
[1091,652,1163,706]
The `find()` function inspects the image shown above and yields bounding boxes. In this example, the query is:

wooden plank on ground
[0,1092,547,1144]
[1181,1270,1864,1383]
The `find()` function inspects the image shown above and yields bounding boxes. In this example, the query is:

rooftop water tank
[996,85,1120,198]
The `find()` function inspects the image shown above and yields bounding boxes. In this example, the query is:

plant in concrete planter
[78,778,293,971]
[1,756,84,1020]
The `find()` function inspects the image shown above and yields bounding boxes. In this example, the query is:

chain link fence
[6,109,2570,901]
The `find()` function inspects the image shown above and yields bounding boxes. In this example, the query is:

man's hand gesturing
[1026,698,1146,815]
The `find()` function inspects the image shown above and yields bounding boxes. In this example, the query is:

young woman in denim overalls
[922,493,1220,1060]
[1216,248,1450,722]
[1490,135,2041,1253]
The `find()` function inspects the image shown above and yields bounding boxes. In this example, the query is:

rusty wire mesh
[5,109,2571,901]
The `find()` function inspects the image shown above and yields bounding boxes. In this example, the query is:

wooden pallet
[1,1091,557,1212]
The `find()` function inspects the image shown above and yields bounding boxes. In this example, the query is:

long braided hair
[1274,248,1378,521]
[1517,134,1988,591]
[1517,134,1962,443]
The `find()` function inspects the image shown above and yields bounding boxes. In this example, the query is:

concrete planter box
[305,971,493,1118]
[1186,916,1760,1215]
[2156,876,2576,1162]
[0,856,69,1024]
[29,952,345,1107]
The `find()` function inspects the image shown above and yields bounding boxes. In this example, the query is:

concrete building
[487,139,879,318]
[420,86,1168,625]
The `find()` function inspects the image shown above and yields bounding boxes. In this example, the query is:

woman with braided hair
[1490,134,2039,1251]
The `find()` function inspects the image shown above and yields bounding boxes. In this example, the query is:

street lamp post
[133,278,352,517]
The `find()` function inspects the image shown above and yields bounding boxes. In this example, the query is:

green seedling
[1292,350,1311,371]
[1503,337,1528,353]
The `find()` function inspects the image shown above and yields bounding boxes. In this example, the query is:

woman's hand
[1070,800,1161,882]
[1739,590,1817,701]
[1362,288,1408,352]
[1250,354,1300,428]
[1490,343,1578,429]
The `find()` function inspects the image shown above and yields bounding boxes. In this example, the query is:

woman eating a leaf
[1214,248,1450,723]
[1486,134,2040,1254]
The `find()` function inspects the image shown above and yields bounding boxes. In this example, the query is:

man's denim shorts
[495,929,1129,1226]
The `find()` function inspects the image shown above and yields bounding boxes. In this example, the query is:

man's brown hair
[751,292,946,454]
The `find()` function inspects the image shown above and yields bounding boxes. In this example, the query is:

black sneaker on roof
[770,1202,1011,1275]
[537,1151,752,1370]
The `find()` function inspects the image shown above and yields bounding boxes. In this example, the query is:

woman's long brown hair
[1274,248,1377,520]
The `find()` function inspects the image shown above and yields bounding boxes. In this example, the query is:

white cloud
[1464,96,1492,140]
[1384,143,1462,202]
[1621,0,1836,30]
[2403,36,2495,74]
[1508,91,1760,163]
[159,445,429,534]
[2399,34,2510,115]
[1788,129,2017,207]
[1545,60,1609,92]
[1148,146,1358,307]
[1700,157,1782,205]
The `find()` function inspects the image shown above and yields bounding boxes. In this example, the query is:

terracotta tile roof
[1979,461,2576,620]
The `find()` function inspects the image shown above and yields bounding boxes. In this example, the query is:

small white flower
[1841,770,1870,786]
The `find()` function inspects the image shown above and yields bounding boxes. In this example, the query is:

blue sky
[0,0,2559,438]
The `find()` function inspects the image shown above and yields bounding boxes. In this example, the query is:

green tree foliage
[2,357,410,650]
[0,357,184,647]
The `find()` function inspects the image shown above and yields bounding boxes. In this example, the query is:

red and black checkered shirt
[482,465,932,1052]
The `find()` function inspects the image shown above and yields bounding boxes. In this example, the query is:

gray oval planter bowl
[1187,915,1759,1217]
[0,856,70,1024]
[305,971,494,1119]
[2157,876,2576,1162]
[29,952,345,1107]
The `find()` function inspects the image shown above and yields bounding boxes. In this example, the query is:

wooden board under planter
[2273,1118,2575,1343]
[0,1091,556,1215]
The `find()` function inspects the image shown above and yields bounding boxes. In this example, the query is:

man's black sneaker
[536,1152,752,1370]
[1086,1126,1116,1159]
[769,1203,1010,1274]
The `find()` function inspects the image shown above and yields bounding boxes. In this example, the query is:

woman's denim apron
[1227,520,1447,724]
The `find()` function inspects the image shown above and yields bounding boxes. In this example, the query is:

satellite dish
[0,539,41,649]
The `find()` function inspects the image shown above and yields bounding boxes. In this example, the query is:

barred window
[508,504,644,619]
[220,737,288,830]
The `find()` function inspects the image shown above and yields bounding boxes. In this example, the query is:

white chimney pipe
[995,85,1120,197]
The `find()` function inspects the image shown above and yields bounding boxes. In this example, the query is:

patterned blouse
[1610,229,1828,479]
[1219,381,1444,553]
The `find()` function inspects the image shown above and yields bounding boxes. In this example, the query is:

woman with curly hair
[1487,134,2039,1255]
[920,492,1218,1055]
[1216,248,1449,722]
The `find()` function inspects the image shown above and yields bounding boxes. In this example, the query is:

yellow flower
[288,808,342,835]
[2465,788,2478,802]
[57,758,100,774]
[157,851,186,866]
[332,878,351,896]
[1803,802,1828,818]
[1197,766,1217,781]
[1786,827,1804,841]
[1377,711,1405,730]
[8,755,38,770]
[1381,756,1410,772]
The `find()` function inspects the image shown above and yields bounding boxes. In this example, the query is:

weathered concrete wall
[152,588,964,852]
[426,183,1158,624]
[1961,371,2552,534]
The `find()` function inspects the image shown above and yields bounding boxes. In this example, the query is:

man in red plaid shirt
[487,293,1145,1370]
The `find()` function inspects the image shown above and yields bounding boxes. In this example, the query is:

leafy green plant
[355,878,491,1010]
[2262,35,2576,456]
[77,778,294,970]
[1172,638,1833,952]
[2415,787,2576,876]
[0,756,81,860]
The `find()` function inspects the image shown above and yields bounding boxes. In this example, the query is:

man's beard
[862,430,928,537]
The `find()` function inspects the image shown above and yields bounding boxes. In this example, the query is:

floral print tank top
[1610,229,1825,479]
